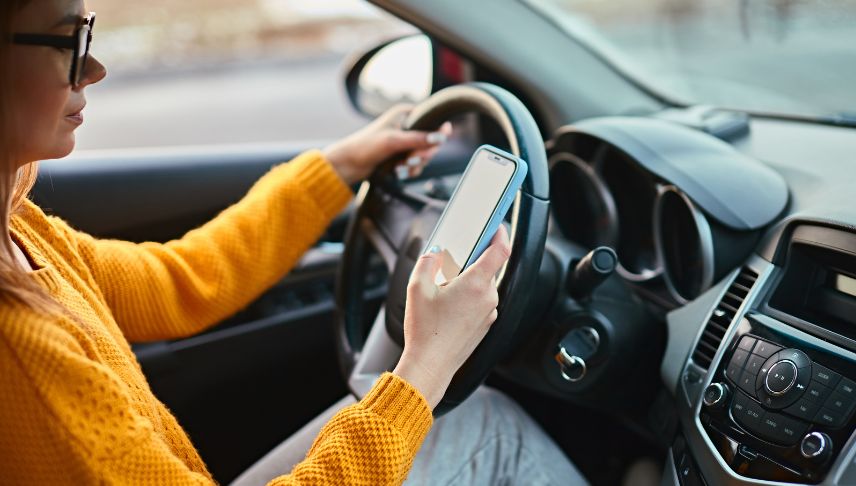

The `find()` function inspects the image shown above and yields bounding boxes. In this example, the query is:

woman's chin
[50,135,76,160]
[15,133,76,167]
[32,141,75,163]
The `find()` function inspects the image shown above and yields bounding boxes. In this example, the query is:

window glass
[525,0,856,122]
[79,0,416,149]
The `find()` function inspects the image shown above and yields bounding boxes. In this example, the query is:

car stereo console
[675,225,856,485]
[701,314,856,483]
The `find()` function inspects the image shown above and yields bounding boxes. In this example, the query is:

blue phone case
[427,144,528,273]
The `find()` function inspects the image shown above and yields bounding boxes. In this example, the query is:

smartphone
[423,144,528,285]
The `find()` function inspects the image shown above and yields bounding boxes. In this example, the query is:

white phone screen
[425,149,516,285]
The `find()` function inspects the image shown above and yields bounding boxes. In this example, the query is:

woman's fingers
[395,121,453,179]
[404,146,437,178]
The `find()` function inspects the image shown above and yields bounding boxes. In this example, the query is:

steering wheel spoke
[359,180,427,271]
[348,305,402,396]
[361,218,398,273]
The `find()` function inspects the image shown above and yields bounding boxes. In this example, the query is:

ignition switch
[555,326,600,382]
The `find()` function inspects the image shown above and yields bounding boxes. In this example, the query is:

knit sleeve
[0,313,214,484]
[0,314,432,486]
[52,150,353,342]
[268,373,434,486]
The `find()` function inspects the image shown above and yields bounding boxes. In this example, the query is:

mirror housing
[343,35,434,118]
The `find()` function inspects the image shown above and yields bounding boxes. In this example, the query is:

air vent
[691,267,759,370]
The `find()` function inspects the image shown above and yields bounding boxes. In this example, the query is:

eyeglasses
[12,12,96,88]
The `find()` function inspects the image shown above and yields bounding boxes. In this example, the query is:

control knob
[800,432,832,462]
[703,382,730,409]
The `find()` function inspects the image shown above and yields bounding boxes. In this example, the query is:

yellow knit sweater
[0,150,433,485]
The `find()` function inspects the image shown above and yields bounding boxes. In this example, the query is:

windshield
[524,0,856,123]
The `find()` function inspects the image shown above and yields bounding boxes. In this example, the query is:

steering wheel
[335,82,550,416]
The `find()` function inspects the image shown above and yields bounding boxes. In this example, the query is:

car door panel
[35,143,320,242]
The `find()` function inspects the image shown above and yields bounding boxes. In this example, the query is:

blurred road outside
[76,0,415,150]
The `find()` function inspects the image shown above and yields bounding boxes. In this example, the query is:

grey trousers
[231,387,588,486]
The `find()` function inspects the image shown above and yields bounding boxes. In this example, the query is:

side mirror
[343,35,434,118]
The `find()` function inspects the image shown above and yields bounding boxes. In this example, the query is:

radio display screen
[835,273,856,298]
[769,243,856,340]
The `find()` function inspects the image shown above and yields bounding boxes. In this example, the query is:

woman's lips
[65,110,84,125]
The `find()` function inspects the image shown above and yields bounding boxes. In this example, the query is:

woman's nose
[76,54,107,90]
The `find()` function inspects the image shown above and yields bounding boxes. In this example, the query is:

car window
[78,0,417,150]
[524,0,856,124]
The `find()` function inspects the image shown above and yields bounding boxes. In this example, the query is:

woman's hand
[393,226,512,409]
[323,104,453,185]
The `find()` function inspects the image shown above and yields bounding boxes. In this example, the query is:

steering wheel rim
[335,82,550,416]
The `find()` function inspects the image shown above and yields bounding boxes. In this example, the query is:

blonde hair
[1,0,61,312]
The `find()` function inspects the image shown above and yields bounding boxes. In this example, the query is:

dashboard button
[757,389,801,410]
[737,370,758,397]
[824,392,856,418]
[738,336,757,352]
[776,349,812,370]
[753,340,781,359]
[784,398,821,421]
[732,392,763,430]
[757,356,777,387]
[754,412,785,443]
[778,416,809,445]
[835,378,856,398]
[725,361,743,383]
[730,349,750,369]
[795,364,812,392]
[811,363,841,388]
[815,408,847,428]
[754,412,808,445]
[745,354,765,375]
[804,382,832,403]
[765,361,798,396]
[677,451,704,486]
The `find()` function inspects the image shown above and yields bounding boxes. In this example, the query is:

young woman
[0,1,586,484]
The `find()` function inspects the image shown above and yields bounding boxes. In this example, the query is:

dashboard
[531,113,856,485]
[547,117,788,308]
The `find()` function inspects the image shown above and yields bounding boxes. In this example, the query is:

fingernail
[396,165,410,180]
[406,155,422,167]
[426,245,441,254]
[426,132,447,145]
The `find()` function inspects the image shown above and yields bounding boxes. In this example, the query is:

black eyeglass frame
[12,12,96,88]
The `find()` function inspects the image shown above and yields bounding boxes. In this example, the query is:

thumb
[410,246,444,291]
[462,225,511,283]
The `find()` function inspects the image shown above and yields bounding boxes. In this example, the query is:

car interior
[33,0,856,484]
